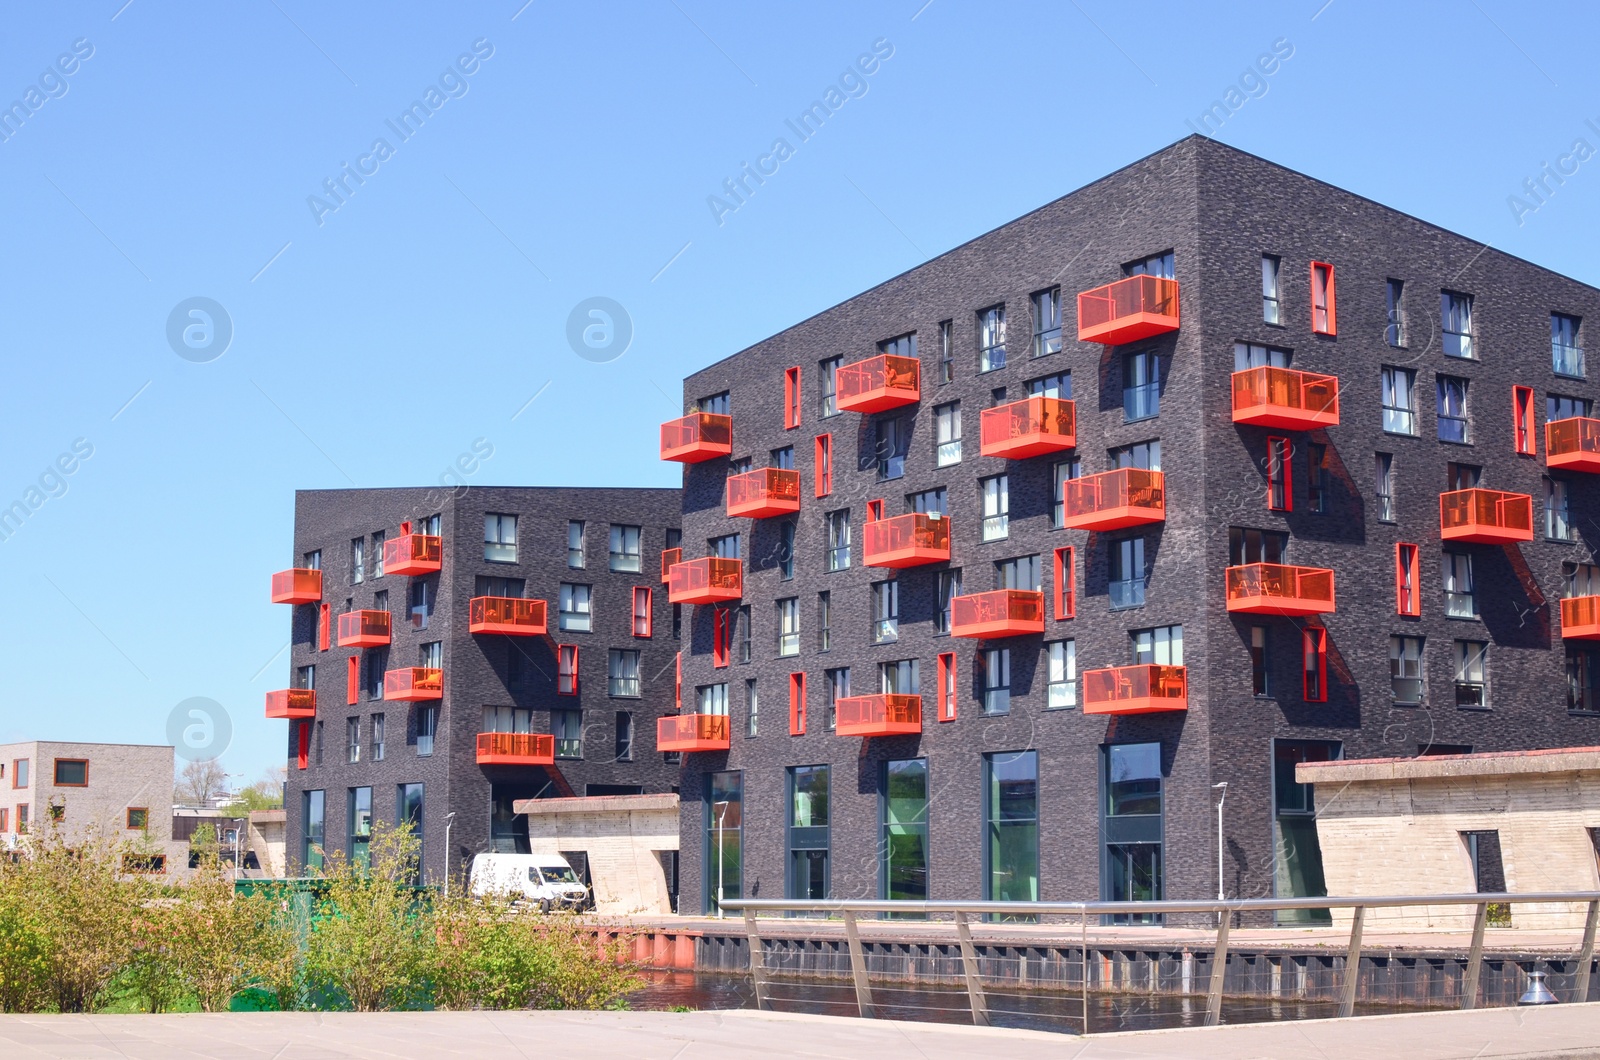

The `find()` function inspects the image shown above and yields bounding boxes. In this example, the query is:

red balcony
[657,713,731,753]
[383,533,442,575]
[660,411,733,463]
[264,688,316,720]
[835,694,922,737]
[1231,367,1340,430]
[475,732,555,766]
[1547,418,1600,473]
[1077,275,1180,345]
[1082,664,1188,715]
[863,513,950,569]
[1561,597,1600,640]
[336,610,392,648]
[979,397,1077,459]
[1225,564,1336,616]
[950,589,1045,639]
[661,547,682,583]
[270,569,322,604]
[468,596,547,636]
[1439,489,1534,544]
[1062,468,1166,531]
[836,354,920,413]
[384,667,443,701]
[726,467,802,519]
[668,557,742,605]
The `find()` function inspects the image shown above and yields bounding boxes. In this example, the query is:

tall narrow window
[876,417,908,480]
[1442,291,1474,359]
[1385,279,1406,346]
[776,598,800,657]
[982,648,1011,715]
[351,537,365,583]
[1267,436,1292,511]
[819,356,841,418]
[1395,543,1420,616]
[871,580,899,644]
[558,644,579,695]
[484,513,518,563]
[1513,386,1536,455]
[978,304,1006,372]
[788,672,806,735]
[713,607,730,668]
[980,475,1009,541]
[608,649,641,697]
[779,520,796,580]
[1046,640,1076,708]
[1375,453,1396,522]
[935,569,961,635]
[784,366,801,429]
[1250,626,1271,696]
[937,319,954,383]
[318,604,330,652]
[984,751,1038,903]
[934,402,962,466]
[553,710,581,758]
[1306,443,1328,514]
[558,583,592,632]
[567,521,585,568]
[415,708,435,757]
[1051,458,1080,528]
[1547,478,1574,541]
[738,604,752,662]
[371,714,384,761]
[817,592,831,652]
[746,679,759,737]
[608,525,642,572]
[1032,287,1062,357]
[633,587,652,637]
[937,652,956,721]
[1310,261,1336,335]
[824,667,850,730]
[1123,350,1160,421]
[1382,367,1417,435]
[1454,640,1488,709]
[1109,537,1147,609]
[826,509,851,571]
[1302,628,1327,703]
[1437,376,1470,443]
[882,758,929,902]
[1390,635,1424,704]
[1261,254,1281,324]
[814,434,833,497]
[1053,546,1076,620]
[1553,312,1585,377]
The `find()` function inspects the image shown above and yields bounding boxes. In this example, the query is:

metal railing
[721,891,1600,1032]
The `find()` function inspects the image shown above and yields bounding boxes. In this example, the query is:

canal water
[626,970,1417,1035]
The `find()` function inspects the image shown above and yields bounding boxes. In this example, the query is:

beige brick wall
[520,795,680,915]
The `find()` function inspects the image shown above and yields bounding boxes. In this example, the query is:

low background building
[515,792,680,913]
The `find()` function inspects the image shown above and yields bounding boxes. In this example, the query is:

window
[977,304,1006,372]
[483,513,517,563]
[1442,291,1474,359]
[1047,640,1076,708]
[345,786,373,868]
[15,805,27,834]
[1437,376,1470,443]
[1127,251,1175,278]
[788,672,806,735]
[318,603,330,651]
[1448,461,1481,490]
[935,652,957,721]
[712,607,731,668]
[1051,458,1081,528]
[738,604,753,661]
[609,525,642,572]
[614,712,634,761]
[1032,287,1062,356]
[1132,625,1184,666]
[935,569,961,635]
[347,717,360,763]
[1109,536,1147,609]
[1302,628,1327,702]
[1571,563,1600,600]
[729,456,751,477]
[372,714,385,761]
[351,537,365,583]
[1569,647,1600,712]
[815,592,832,652]
[567,521,585,568]
[746,678,759,737]
[879,332,917,360]
[876,417,908,479]
[1310,261,1336,334]
[824,667,850,730]
[699,391,730,414]
[1267,435,1291,511]
[1395,543,1421,616]
[820,355,841,417]
[814,434,832,496]
[303,790,325,871]
[1553,312,1585,377]
[997,555,1042,594]
[1550,393,1594,422]
[1390,635,1424,704]
[417,705,437,756]
[482,706,531,734]
[1250,626,1271,696]
[772,519,795,581]
[365,648,387,699]
[776,598,800,657]
[871,580,899,644]
[1546,478,1574,541]
[1306,443,1328,514]
[123,806,148,830]
[1234,342,1290,370]
[882,758,929,902]
[608,649,641,697]
[934,402,962,466]
[696,682,730,716]
[771,445,795,471]
[1123,350,1160,421]
[1375,453,1396,522]
[1454,640,1488,709]
[1513,386,1536,455]
[825,509,851,571]
[1261,255,1281,324]
[909,488,947,516]
[303,548,322,570]
[314,720,325,765]
[982,648,1011,715]
[633,587,652,637]
[558,644,579,695]
[553,710,582,758]
[408,580,431,630]
[784,366,801,428]
[1053,546,1076,619]
[1385,279,1406,346]
[786,764,830,899]
[710,532,740,559]
[1382,367,1417,435]
[557,583,592,632]
[980,475,1009,541]
[672,603,682,640]
[1273,740,1339,922]
[1111,439,1162,470]
[371,531,385,577]
[53,759,87,786]
[938,320,954,383]
[984,751,1038,904]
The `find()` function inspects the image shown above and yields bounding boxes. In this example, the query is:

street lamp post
[1212,781,1228,924]
[443,812,458,898]
[713,800,730,920]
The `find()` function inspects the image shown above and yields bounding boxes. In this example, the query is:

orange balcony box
[835,694,922,737]
[726,467,801,519]
[1562,596,1600,640]
[475,732,555,766]
[1062,468,1166,531]
[836,354,921,413]
[1231,367,1340,430]
[336,609,392,648]
[980,396,1077,459]
[1082,664,1188,715]
[384,533,442,575]
[668,557,742,605]
[950,589,1045,639]
[469,596,547,636]
[657,713,731,752]
[265,688,316,720]
[660,412,733,463]
[864,513,950,569]
[1225,564,1336,616]
[1547,418,1600,473]
[1077,275,1180,345]
[661,547,682,583]
[384,667,443,701]
[270,569,322,604]
[1439,488,1534,544]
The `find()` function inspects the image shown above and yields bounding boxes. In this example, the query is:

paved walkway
[3,1006,1599,1059]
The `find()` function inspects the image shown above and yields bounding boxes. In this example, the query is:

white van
[468,852,589,912]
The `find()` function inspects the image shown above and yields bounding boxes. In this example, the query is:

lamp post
[713,800,730,920]
[1212,782,1228,924]
[443,812,458,898]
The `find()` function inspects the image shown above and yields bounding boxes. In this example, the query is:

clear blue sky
[3,1,1596,783]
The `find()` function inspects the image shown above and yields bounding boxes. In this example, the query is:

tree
[223,767,286,813]
[175,758,227,806]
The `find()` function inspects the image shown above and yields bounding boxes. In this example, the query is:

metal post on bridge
[1338,905,1366,1018]
[1461,901,1489,1011]
[1574,900,1598,1003]
[952,911,989,1027]
[841,910,874,1019]
[1204,910,1230,1027]
[743,910,772,1011]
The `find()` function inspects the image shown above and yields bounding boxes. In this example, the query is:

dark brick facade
[671,136,1600,918]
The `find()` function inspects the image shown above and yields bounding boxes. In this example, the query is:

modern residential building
[272,486,682,886]
[663,135,1600,921]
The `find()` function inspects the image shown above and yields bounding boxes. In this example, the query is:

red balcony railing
[264,688,316,720]
[336,609,392,647]
[950,589,1045,638]
[863,513,950,569]
[1077,275,1180,345]
[660,411,733,463]
[1082,664,1188,715]
[668,557,742,605]
[836,354,921,413]
[475,732,555,766]
[1547,418,1600,473]
[1439,488,1534,544]
[1562,596,1600,640]
[384,667,443,701]
[1231,367,1340,430]
[835,694,922,737]
[270,569,322,604]
[661,547,682,583]
[726,467,802,518]
[656,713,731,752]
[1225,564,1336,616]
[979,396,1077,459]
[468,596,547,636]
[383,533,442,575]
[1062,468,1166,531]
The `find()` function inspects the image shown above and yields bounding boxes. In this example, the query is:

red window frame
[1395,542,1420,616]
[1311,261,1337,335]
[788,672,806,734]
[713,607,730,668]
[674,652,682,712]
[558,644,579,695]
[937,652,956,722]
[784,366,802,429]
[867,498,884,523]
[1512,385,1536,455]
[318,603,330,652]
[1267,436,1292,511]
[52,758,88,787]
[1053,546,1076,620]
[0,808,7,833]
[1302,627,1328,702]
[633,587,653,637]
[126,806,149,830]
[815,434,832,496]
[296,721,309,770]
[346,655,358,705]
